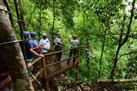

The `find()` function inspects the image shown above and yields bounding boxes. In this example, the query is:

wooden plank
[31,68,43,82]
[49,64,74,78]
[48,66,58,76]
[46,55,79,79]
[43,57,48,80]
[46,55,78,67]
[31,57,42,65]
[33,68,43,78]
[48,61,74,78]
[97,79,137,83]
[43,47,80,79]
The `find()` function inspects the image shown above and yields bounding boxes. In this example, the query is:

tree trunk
[0,1,34,91]
[52,0,55,42]
[110,0,135,79]
[38,7,42,41]
[99,27,107,79]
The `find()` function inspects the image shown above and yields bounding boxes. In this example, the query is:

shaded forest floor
[47,74,136,91]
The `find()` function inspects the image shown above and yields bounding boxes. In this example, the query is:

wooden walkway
[31,47,80,90]
[47,56,77,79]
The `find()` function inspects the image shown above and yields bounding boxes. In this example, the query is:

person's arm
[39,39,43,47]
[30,47,39,56]
[29,40,44,57]
[30,47,44,57]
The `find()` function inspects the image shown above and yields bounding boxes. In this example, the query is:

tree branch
[110,0,136,79]
[118,51,137,58]
[120,0,136,46]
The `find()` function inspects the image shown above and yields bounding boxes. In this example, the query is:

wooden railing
[30,47,81,90]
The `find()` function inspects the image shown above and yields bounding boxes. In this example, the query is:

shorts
[26,58,33,72]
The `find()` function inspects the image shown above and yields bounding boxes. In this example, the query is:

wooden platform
[46,56,76,79]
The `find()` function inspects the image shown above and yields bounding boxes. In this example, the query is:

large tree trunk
[0,1,34,91]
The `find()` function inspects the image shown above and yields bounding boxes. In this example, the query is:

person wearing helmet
[21,31,43,71]
[39,33,50,54]
[22,31,32,58]
[53,36,62,61]
[23,31,30,37]
[29,32,44,57]
[30,32,38,48]
[19,31,34,91]
[21,31,33,72]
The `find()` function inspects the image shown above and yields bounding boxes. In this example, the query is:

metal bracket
[0,5,9,13]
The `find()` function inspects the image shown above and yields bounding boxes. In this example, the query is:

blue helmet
[30,32,37,37]
[23,31,30,37]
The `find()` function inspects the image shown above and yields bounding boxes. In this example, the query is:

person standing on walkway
[53,36,62,62]
[29,32,44,58]
[21,31,34,72]
[68,35,79,64]
[28,32,44,75]
[39,33,51,55]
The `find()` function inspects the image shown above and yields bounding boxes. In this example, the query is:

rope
[0,5,10,13]
[0,40,23,46]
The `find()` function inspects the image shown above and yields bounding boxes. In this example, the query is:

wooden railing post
[75,47,80,81]
[42,57,49,91]
[75,63,78,81]
[78,47,80,62]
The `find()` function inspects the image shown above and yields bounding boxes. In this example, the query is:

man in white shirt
[39,33,50,54]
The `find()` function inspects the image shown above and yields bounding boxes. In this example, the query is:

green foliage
[60,0,77,28]
[8,0,137,87]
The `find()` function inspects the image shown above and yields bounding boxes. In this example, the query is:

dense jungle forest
[0,0,137,91]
